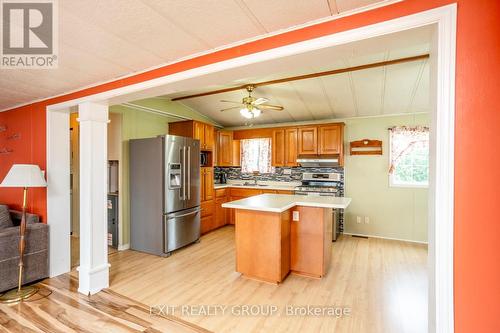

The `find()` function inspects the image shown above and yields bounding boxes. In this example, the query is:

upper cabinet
[272,129,285,166]
[204,123,214,151]
[272,128,298,167]
[232,139,241,166]
[318,124,343,155]
[217,131,233,166]
[271,123,344,166]
[169,120,214,151]
[284,128,298,167]
[298,127,318,155]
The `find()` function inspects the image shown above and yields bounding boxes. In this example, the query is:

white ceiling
[162,26,432,127]
[0,0,390,111]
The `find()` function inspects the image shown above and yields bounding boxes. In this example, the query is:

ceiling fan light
[240,108,253,119]
[252,108,261,117]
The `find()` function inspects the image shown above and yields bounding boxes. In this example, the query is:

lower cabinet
[206,187,296,231]
[200,200,215,235]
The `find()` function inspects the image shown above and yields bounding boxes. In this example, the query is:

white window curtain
[389,126,429,174]
[241,138,273,174]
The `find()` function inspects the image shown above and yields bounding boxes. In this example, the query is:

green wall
[110,99,214,246]
[343,113,430,243]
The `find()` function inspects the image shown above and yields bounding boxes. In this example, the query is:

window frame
[388,128,429,189]
[240,138,274,174]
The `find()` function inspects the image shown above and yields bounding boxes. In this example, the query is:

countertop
[222,194,351,213]
[214,181,299,191]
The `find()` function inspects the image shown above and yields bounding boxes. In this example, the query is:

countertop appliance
[294,172,342,241]
[130,135,200,257]
[219,172,227,184]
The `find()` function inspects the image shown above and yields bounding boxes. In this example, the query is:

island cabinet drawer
[201,200,214,217]
[230,188,261,197]
[261,189,278,194]
[215,188,228,198]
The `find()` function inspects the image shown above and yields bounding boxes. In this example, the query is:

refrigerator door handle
[183,146,187,200]
[166,208,201,219]
[179,147,184,200]
[187,146,191,200]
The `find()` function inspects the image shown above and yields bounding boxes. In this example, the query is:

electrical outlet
[356,216,361,224]
[292,211,300,221]
[365,216,370,224]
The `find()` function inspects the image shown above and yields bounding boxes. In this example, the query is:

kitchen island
[222,194,351,283]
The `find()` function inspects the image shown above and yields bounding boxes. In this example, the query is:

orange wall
[0,1,499,331]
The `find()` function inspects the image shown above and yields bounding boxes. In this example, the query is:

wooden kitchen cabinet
[217,131,234,166]
[319,124,343,155]
[298,127,318,155]
[290,206,332,278]
[272,129,285,166]
[215,197,229,228]
[201,167,214,201]
[169,120,214,151]
[284,128,298,166]
[232,140,241,166]
[204,123,214,151]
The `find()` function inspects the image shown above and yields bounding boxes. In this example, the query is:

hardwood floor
[0,275,208,333]
[107,226,428,333]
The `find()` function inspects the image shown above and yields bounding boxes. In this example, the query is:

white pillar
[77,102,110,295]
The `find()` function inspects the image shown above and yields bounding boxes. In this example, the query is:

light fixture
[240,107,261,119]
[0,164,47,303]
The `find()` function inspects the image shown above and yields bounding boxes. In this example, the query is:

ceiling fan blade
[257,104,284,111]
[253,97,269,105]
[220,100,243,104]
[220,106,241,112]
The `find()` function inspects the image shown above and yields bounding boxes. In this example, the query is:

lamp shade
[0,164,47,188]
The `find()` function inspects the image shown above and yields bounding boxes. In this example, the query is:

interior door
[165,135,185,213]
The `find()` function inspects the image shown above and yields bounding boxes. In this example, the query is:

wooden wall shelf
[350,139,382,155]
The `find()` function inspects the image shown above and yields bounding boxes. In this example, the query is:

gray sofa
[0,204,49,293]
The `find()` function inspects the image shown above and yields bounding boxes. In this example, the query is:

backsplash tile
[215,166,345,232]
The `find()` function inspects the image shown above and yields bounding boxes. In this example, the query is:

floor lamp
[0,164,47,303]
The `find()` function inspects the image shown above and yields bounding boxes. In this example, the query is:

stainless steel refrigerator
[130,135,200,257]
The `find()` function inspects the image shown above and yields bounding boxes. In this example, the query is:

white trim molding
[342,232,428,245]
[117,243,130,251]
[46,108,71,277]
[45,4,456,332]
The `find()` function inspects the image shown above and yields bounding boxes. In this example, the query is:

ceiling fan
[219,85,284,119]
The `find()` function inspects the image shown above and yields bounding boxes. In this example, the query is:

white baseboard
[117,243,130,251]
[342,232,428,245]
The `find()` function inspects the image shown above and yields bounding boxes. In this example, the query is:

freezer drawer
[164,206,201,254]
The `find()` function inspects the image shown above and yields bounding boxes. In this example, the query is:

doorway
[46,5,456,332]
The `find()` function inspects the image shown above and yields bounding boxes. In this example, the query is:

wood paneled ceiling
[0,0,391,111]
[160,26,432,127]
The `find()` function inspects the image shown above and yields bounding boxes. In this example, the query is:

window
[240,138,273,174]
[389,126,429,188]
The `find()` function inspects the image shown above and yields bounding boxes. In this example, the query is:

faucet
[253,178,258,185]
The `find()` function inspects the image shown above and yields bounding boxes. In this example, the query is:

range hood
[297,158,340,167]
